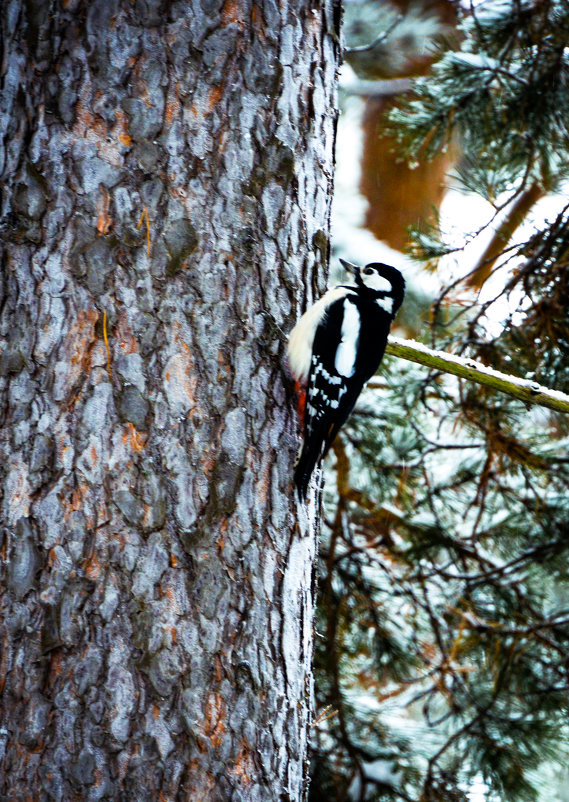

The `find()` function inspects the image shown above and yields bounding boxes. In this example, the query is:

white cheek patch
[334,299,360,377]
[375,296,394,315]
[364,272,392,293]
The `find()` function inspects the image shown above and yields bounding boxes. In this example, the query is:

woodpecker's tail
[294,446,315,501]
[294,438,323,501]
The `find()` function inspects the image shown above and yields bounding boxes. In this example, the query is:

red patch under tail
[295,380,306,426]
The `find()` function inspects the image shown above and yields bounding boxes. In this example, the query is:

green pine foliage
[311,2,569,800]
[391,1,569,194]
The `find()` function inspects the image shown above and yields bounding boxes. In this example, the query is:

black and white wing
[287,286,354,386]
[294,295,364,498]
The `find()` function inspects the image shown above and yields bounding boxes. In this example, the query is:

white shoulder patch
[335,298,360,377]
[375,296,394,315]
[287,286,355,383]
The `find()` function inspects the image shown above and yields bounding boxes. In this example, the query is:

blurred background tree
[311,1,569,800]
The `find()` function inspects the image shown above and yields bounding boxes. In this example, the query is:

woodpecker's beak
[340,258,360,276]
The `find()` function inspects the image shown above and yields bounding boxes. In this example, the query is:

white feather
[287,287,355,383]
[334,299,360,377]
[375,296,394,315]
[362,272,392,293]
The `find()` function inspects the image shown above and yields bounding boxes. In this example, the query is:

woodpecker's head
[340,259,405,315]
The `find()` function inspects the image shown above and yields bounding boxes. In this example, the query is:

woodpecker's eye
[363,267,374,275]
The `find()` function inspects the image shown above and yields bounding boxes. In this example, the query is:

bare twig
[344,14,404,54]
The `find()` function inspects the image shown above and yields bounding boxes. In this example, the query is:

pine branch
[385,336,569,414]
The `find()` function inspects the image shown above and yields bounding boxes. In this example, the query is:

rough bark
[0,2,339,800]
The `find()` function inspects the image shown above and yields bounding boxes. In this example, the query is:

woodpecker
[287,259,405,499]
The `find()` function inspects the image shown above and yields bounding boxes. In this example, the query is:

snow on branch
[385,336,569,415]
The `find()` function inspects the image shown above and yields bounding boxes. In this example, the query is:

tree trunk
[0,2,340,799]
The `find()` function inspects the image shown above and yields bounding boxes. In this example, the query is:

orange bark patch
[115,110,132,147]
[68,80,125,170]
[120,334,138,354]
[165,82,181,126]
[136,206,152,257]
[123,422,147,453]
[114,311,139,354]
[74,97,108,142]
[216,519,229,555]
[93,766,105,789]
[251,4,262,27]
[214,654,223,683]
[49,651,64,678]
[62,482,89,521]
[232,738,256,785]
[58,308,100,405]
[203,693,226,748]
[201,450,216,475]
[141,502,151,530]
[84,552,101,582]
[207,84,224,112]
[96,186,113,235]
[222,0,244,26]
[67,307,99,369]
[96,500,108,524]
